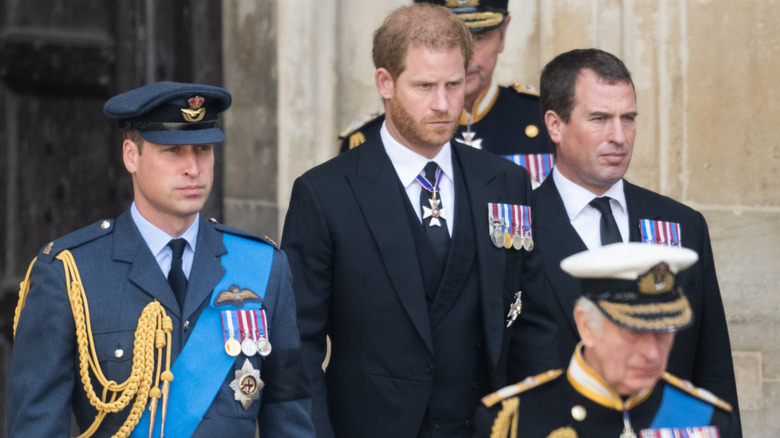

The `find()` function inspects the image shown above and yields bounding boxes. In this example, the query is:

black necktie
[589,197,623,245]
[168,238,188,309]
[420,161,451,265]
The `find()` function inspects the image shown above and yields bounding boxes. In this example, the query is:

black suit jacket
[282,130,554,437]
[531,176,741,429]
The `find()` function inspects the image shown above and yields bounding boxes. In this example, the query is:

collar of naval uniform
[459,77,500,126]
[566,342,653,411]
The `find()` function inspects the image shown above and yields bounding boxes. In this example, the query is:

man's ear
[122,139,139,174]
[544,110,564,146]
[574,306,597,348]
[498,15,511,53]
[375,68,395,100]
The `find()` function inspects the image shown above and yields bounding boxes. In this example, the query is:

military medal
[229,359,264,410]
[511,205,524,250]
[640,219,682,247]
[257,309,272,357]
[501,153,555,188]
[222,310,241,357]
[506,291,522,327]
[502,204,513,249]
[521,206,534,251]
[488,203,505,248]
[620,410,637,438]
[417,166,447,227]
[238,311,258,356]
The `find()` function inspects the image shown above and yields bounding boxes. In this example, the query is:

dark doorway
[0,1,224,435]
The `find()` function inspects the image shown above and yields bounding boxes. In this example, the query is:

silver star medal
[456,130,483,149]
[230,359,264,410]
[423,195,446,227]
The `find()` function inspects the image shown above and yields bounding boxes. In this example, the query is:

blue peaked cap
[104,81,232,145]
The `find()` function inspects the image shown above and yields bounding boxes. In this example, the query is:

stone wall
[223,0,780,434]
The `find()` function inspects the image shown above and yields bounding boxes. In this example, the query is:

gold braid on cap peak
[14,252,174,438]
[598,294,692,331]
[490,396,519,438]
[458,12,504,29]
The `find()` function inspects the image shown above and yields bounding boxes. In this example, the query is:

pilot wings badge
[215,284,262,308]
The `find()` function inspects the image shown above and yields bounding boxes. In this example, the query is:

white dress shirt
[381,122,454,237]
[552,168,628,250]
[131,202,199,279]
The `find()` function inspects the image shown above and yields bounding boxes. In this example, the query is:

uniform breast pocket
[92,330,137,383]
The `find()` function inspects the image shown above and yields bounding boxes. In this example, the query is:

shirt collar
[567,342,652,411]
[552,167,627,221]
[381,121,454,188]
[130,203,199,257]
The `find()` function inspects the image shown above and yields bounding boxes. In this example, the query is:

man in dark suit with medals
[475,243,739,437]
[7,82,315,437]
[527,48,741,433]
[339,0,553,187]
[282,4,554,437]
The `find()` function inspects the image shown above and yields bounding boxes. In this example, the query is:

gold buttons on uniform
[525,124,539,138]
[101,220,111,229]
[571,405,586,421]
[114,349,124,358]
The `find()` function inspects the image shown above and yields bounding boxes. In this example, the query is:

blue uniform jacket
[7,209,315,437]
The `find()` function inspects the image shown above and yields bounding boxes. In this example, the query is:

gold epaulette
[481,369,563,408]
[662,372,734,413]
[510,83,540,96]
[338,112,383,150]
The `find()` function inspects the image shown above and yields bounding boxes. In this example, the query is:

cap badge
[215,284,262,307]
[181,96,206,122]
[229,359,264,410]
[637,262,674,294]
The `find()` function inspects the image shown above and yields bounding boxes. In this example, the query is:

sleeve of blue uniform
[7,257,76,437]
[257,249,316,437]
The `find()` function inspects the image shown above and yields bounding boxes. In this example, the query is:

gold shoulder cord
[490,397,519,438]
[14,252,174,438]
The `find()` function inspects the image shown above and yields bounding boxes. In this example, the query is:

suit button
[464,418,472,427]
[431,421,440,430]
[425,363,434,374]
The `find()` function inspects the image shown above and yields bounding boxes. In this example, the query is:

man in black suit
[281,4,553,437]
[530,48,741,432]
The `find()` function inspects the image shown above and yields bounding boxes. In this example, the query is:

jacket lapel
[113,210,181,316]
[533,177,587,336]
[182,218,227,321]
[346,138,434,354]
[455,145,508,370]
[624,180,660,242]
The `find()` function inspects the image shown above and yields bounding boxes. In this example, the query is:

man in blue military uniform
[7,82,315,437]
[339,0,553,185]
[474,243,739,437]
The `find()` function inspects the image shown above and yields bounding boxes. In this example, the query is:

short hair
[372,4,473,80]
[574,296,605,337]
[540,48,634,124]
[123,129,145,153]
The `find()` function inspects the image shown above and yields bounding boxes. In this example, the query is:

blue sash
[650,385,714,429]
[132,233,274,437]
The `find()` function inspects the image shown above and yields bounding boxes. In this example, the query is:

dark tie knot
[589,197,614,215]
[423,162,439,182]
[168,238,187,259]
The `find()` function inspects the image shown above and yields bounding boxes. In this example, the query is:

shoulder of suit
[208,218,279,249]
[36,218,116,263]
[662,372,734,413]
[623,180,699,216]
[481,369,563,408]
[506,83,541,99]
[338,112,385,151]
